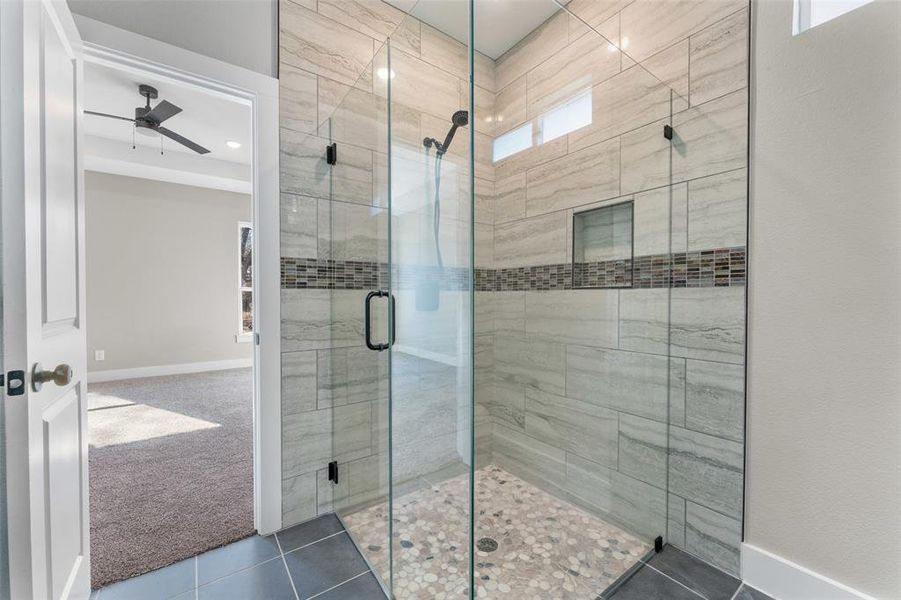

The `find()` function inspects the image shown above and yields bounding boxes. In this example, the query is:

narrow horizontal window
[493,122,533,162]
[539,91,592,144]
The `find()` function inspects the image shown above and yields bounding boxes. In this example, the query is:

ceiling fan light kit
[85,83,211,155]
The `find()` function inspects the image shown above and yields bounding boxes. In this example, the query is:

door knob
[31,363,73,391]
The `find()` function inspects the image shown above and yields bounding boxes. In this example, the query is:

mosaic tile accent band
[281,247,746,291]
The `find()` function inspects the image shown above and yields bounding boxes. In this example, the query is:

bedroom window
[239,222,253,335]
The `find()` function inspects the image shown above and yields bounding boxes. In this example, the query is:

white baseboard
[742,543,877,600]
[88,358,253,383]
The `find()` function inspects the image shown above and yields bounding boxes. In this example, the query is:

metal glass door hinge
[328,461,339,484]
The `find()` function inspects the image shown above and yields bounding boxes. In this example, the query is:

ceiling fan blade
[156,127,210,154]
[144,100,182,125]
[85,110,135,123]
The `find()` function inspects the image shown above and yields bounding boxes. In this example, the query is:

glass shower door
[325,40,392,588]
[386,9,476,594]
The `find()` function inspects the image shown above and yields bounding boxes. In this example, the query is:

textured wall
[85,172,252,373]
[748,0,901,596]
[480,0,750,574]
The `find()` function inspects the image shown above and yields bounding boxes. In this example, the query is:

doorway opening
[82,57,256,588]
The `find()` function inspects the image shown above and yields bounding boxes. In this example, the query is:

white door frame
[72,16,282,535]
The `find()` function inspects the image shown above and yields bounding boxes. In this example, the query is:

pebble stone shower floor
[343,465,650,599]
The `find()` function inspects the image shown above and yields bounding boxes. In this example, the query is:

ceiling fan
[85,84,210,154]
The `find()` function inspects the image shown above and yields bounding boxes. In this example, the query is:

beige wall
[748,0,901,596]
[85,171,252,373]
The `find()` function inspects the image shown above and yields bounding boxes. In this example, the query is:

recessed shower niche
[573,201,634,289]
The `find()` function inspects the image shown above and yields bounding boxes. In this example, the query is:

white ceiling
[84,61,252,165]
[385,0,563,59]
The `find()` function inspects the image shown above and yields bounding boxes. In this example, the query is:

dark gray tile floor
[605,545,776,600]
[93,514,387,600]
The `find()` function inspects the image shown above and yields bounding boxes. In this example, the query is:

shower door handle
[365,290,389,351]
[388,292,396,346]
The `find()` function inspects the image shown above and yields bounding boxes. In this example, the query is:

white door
[1,0,89,599]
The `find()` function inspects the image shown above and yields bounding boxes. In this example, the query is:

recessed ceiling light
[376,67,396,80]
[226,140,242,149]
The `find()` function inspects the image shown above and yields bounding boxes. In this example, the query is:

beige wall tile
[281,193,318,258]
[672,89,747,183]
[566,0,633,30]
[566,344,670,420]
[280,1,375,87]
[494,172,527,224]
[639,38,690,110]
[281,351,318,415]
[474,51,497,92]
[633,182,688,256]
[687,168,747,250]
[494,332,566,396]
[495,134,567,180]
[317,0,406,42]
[620,0,747,63]
[525,289,619,348]
[525,388,619,468]
[494,75,528,136]
[280,129,330,199]
[496,11,570,90]
[280,63,318,134]
[390,15,421,57]
[621,117,671,195]
[494,212,567,268]
[689,8,749,106]
[569,65,672,153]
[390,49,463,121]
[527,29,621,120]
[526,137,620,216]
[420,23,468,79]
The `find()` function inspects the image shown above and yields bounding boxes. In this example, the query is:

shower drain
[477,537,498,552]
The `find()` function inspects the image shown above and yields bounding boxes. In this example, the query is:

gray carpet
[88,368,254,588]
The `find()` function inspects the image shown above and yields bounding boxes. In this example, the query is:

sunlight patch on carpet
[88,393,220,448]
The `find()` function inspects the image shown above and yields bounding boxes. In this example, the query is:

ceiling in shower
[384,0,563,59]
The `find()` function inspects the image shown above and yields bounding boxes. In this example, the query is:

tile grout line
[304,570,370,600]
[281,529,347,556]
[275,533,301,600]
[193,554,286,590]
[641,562,710,600]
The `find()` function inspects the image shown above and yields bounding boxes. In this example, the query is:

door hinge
[326,142,337,165]
[254,332,261,346]
[328,460,339,484]
[5,370,26,396]
[663,124,674,140]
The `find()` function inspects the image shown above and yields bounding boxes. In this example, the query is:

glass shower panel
[326,41,392,589]
[471,0,681,595]
[387,3,475,594]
